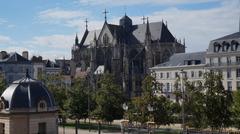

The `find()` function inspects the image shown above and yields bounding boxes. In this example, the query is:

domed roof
[0,73,56,112]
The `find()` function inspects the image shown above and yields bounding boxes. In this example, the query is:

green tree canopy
[0,73,6,95]
[92,73,124,122]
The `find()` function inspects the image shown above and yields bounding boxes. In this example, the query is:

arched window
[222,41,230,52]
[103,33,109,46]
[213,42,221,52]
[231,40,239,51]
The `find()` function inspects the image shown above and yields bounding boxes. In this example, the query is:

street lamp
[122,103,129,134]
[147,104,155,134]
[180,69,187,132]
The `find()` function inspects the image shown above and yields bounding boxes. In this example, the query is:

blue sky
[0,0,239,60]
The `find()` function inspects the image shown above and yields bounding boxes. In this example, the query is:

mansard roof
[213,32,240,41]
[0,52,31,64]
[208,32,240,53]
[152,52,206,68]
[79,19,176,46]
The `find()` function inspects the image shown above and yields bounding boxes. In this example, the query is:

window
[227,57,231,65]
[38,100,47,112]
[103,33,109,45]
[167,72,169,78]
[175,72,179,78]
[199,71,203,77]
[160,73,163,78]
[218,57,221,66]
[237,81,240,90]
[236,56,240,64]
[195,60,201,65]
[227,81,232,91]
[38,122,46,134]
[227,69,231,78]
[191,71,194,78]
[166,83,170,92]
[237,68,240,78]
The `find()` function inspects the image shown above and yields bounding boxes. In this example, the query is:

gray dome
[1,75,56,111]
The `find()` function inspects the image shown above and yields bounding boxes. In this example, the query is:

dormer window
[231,40,239,51]
[0,101,5,110]
[222,41,230,52]
[214,42,221,52]
[37,100,47,112]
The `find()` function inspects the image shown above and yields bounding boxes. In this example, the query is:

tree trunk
[75,120,78,134]
[98,121,101,134]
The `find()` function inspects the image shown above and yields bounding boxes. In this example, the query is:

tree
[66,77,89,134]
[0,73,6,95]
[204,72,232,130]
[40,74,68,123]
[231,89,240,129]
[92,73,124,123]
[184,81,207,129]
[128,75,180,125]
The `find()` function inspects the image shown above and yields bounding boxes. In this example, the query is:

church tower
[90,31,97,72]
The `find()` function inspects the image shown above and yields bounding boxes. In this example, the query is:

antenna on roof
[165,21,168,28]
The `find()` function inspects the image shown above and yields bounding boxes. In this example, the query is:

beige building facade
[0,72,58,134]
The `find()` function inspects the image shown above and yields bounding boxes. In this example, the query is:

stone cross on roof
[103,9,109,22]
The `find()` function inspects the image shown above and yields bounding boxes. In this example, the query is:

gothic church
[72,14,185,98]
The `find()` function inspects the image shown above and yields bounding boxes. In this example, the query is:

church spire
[75,33,79,45]
[85,18,88,31]
[145,17,151,45]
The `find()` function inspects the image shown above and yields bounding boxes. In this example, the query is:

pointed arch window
[103,33,109,46]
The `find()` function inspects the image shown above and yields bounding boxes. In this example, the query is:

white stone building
[150,30,240,101]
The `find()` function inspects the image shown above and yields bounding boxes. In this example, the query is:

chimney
[22,51,29,60]
[0,51,7,60]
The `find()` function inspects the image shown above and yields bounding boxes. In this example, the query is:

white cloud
[0,18,7,25]
[78,0,220,6]
[0,35,15,45]
[38,8,89,25]
[138,0,240,52]
[25,34,75,49]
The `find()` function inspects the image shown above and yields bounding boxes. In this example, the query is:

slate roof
[80,30,101,46]
[0,52,31,64]
[153,52,206,68]
[132,22,175,43]
[79,17,175,46]
[213,32,240,41]
[1,74,56,111]
[208,32,240,53]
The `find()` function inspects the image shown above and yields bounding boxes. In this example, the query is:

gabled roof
[0,52,31,64]
[78,20,176,46]
[132,22,175,43]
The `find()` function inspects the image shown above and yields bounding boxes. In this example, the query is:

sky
[0,0,239,60]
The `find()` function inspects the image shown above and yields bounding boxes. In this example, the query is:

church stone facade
[72,15,185,98]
